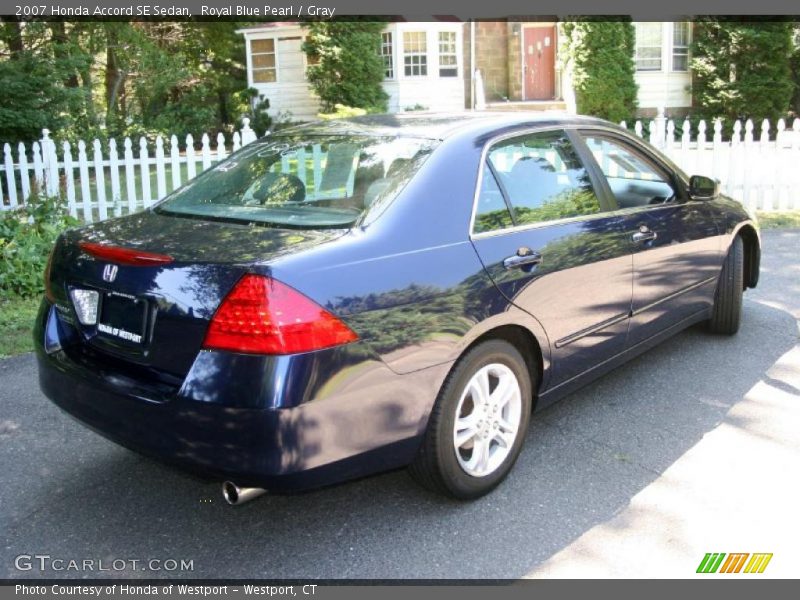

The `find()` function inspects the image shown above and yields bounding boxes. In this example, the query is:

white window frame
[671,22,690,72]
[249,36,279,84]
[634,22,663,72]
[402,30,428,78]
[381,31,395,80]
[438,30,459,77]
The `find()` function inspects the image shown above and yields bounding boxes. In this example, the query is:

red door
[523,26,556,100]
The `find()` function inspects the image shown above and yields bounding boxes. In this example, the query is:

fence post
[201,134,212,171]
[108,139,122,217]
[240,118,257,146]
[17,142,31,201]
[77,140,93,222]
[3,144,18,207]
[124,137,137,214]
[62,141,77,218]
[155,136,167,200]
[654,107,667,149]
[666,119,676,157]
[139,137,152,208]
[170,135,181,192]
[759,120,772,212]
[792,119,800,210]
[216,132,227,162]
[93,139,107,221]
[649,119,658,147]
[41,129,60,198]
[31,142,44,195]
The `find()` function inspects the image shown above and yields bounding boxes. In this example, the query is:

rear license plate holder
[96,292,148,345]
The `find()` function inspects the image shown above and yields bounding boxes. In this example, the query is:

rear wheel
[409,339,533,499]
[708,236,744,335]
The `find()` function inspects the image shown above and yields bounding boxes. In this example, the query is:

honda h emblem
[102,264,118,283]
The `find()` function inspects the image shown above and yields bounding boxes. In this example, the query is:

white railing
[621,115,800,212]
[0,119,260,222]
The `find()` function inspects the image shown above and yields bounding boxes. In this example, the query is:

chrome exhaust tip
[222,481,266,506]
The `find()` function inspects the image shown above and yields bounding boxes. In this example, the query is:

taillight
[79,241,173,266]
[203,274,358,355]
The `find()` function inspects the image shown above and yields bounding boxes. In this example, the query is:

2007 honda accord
[35,113,761,503]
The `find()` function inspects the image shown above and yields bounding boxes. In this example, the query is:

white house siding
[382,22,466,113]
[240,22,466,122]
[243,27,321,121]
[384,79,465,113]
[635,71,692,111]
[632,22,693,114]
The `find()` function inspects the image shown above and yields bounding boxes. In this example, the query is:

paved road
[1,230,798,579]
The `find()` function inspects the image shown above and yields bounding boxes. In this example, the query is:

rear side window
[475,130,603,232]
[473,167,514,234]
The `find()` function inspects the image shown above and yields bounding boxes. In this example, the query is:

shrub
[561,20,639,123]
[317,104,368,120]
[692,20,794,124]
[303,21,389,113]
[0,194,78,298]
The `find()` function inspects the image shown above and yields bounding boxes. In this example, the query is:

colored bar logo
[696,553,773,574]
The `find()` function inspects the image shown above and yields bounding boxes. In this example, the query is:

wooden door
[523,26,556,100]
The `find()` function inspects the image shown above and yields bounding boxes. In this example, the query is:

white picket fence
[2,115,800,221]
[0,119,259,222]
[621,116,800,212]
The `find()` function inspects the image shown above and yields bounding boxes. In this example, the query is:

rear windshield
[155,134,438,228]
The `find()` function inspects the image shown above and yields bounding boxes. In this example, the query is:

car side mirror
[688,175,720,201]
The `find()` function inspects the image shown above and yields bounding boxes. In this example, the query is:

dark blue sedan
[35,113,761,503]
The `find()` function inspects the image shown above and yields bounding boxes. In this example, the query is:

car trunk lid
[48,210,345,380]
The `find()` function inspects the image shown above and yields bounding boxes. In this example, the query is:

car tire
[708,235,744,335]
[409,339,533,499]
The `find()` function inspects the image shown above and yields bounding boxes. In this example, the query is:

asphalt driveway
[1,229,798,579]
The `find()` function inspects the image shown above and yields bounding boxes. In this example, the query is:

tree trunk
[2,18,24,58]
[50,22,79,88]
[105,27,120,128]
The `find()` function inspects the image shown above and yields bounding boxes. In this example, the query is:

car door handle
[632,229,657,243]
[503,248,542,270]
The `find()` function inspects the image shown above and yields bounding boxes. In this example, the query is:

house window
[403,31,427,77]
[672,22,690,72]
[381,32,394,79]
[635,23,662,71]
[438,31,458,77]
[251,38,277,83]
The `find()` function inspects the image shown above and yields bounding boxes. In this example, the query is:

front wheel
[409,339,533,499]
[708,236,744,335]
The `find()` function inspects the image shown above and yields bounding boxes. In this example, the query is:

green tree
[302,21,388,113]
[790,25,800,116]
[0,20,249,144]
[561,20,638,122]
[691,20,794,123]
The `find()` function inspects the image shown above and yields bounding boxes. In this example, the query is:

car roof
[269,112,614,141]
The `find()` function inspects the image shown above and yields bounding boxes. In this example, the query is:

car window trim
[469,125,621,240]
[564,129,620,214]
[484,158,518,227]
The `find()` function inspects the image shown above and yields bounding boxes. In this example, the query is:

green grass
[756,210,800,230]
[0,296,39,358]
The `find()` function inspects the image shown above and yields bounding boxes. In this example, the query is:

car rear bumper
[35,301,451,491]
